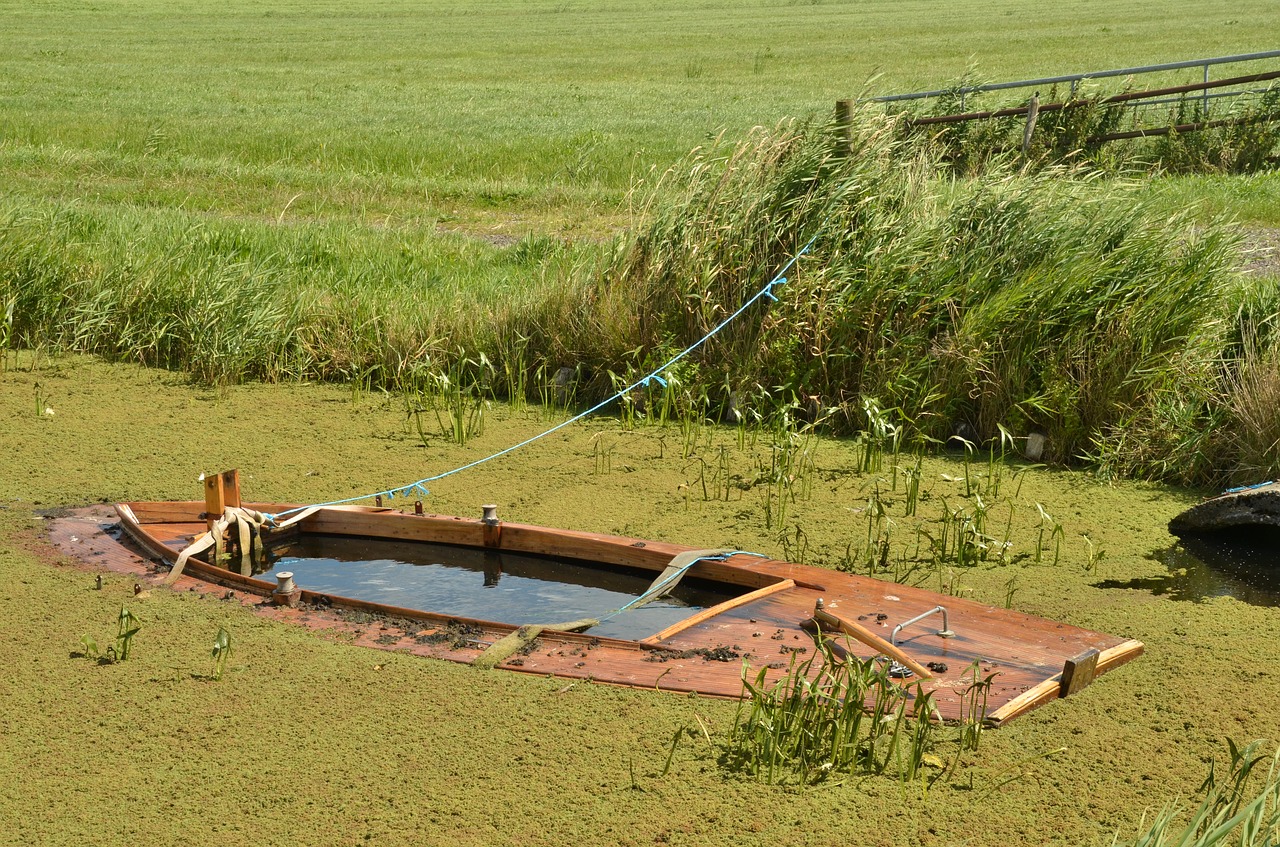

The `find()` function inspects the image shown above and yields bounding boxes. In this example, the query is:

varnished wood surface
[52,502,1147,723]
[642,579,796,644]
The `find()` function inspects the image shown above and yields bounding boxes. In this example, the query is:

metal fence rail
[903,69,1280,127]
[871,50,1280,106]
[837,52,1280,163]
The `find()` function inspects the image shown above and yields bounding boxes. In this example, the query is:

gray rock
[1169,481,1280,535]
[552,366,575,406]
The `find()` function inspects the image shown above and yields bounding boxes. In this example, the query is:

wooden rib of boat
[103,490,1143,726]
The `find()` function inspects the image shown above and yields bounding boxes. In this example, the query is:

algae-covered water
[4,353,1279,847]
[1150,529,1280,607]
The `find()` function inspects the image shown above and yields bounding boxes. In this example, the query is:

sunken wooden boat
[113,474,1142,725]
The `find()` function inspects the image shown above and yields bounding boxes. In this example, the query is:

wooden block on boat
[1059,648,1100,698]
[220,469,241,509]
[203,476,225,530]
[202,469,241,528]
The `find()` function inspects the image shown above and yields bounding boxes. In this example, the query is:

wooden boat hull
[105,500,1142,725]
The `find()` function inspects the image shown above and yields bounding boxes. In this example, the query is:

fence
[844,50,1280,152]
[867,50,1280,113]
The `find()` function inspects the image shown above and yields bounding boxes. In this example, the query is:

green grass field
[3,0,1279,234]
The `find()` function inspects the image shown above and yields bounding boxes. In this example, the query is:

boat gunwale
[113,500,797,650]
[90,501,1148,722]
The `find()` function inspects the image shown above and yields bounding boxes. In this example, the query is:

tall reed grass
[602,113,1268,484]
[0,200,591,389]
[2,113,1274,486]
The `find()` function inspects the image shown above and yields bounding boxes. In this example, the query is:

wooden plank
[220,469,241,509]
[1059,648,1100,698]
[983,678,1061,726]
[641,579,795,644]
[203,476,225,530]
[124,501,298,524]
[811,607,934,680]
[738,559,829,591]
[301,509,486,547]
[500,526,796,589]
[498,524,682,571]
[986,640,1145,725]
[125,502,206,524]
[114,504,185,563]
[1095,639,1146,678]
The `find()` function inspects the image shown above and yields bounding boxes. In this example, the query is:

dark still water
[264,533,741,641]
[1141,526,1280,606]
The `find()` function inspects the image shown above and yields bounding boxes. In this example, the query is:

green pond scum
[3,353,1280,846]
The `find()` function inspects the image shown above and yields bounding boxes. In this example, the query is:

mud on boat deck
[49,503,1143,725]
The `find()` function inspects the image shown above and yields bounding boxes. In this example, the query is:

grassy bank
[5,117,1277,486]
[3,0,1280,489]
[3,353,1280,846]
[599,120,1264,485]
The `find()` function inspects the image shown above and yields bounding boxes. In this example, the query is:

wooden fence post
[834,99,855,155]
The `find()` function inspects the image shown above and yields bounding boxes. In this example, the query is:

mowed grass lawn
[2,0,1279,235]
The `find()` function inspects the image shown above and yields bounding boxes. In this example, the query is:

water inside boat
[265,533,744,641]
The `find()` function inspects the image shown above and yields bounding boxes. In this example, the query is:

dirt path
[1243,227,1280,277]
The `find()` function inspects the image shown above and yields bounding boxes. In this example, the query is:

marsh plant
[753,428,818,530]
[1034,503,1065,566]
[956,661,996,753]
[80,606,141,663]
[722,632,939,785]
[112,607,141,661]
[0,293,13,371]
[777,426,1048,586]
[33,382,51,418]
[210,627,232,681]
[1116,740,1280,847]
[396,352,494,447]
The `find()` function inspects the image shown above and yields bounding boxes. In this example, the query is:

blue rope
[1223,480,1278,494]
[267,235,819,523]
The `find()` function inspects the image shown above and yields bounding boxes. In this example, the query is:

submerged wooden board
[52,502,1143,724]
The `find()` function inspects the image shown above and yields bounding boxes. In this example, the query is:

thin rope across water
[267,234,818,524]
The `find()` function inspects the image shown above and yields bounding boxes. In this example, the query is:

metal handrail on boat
[890,605,955,647]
